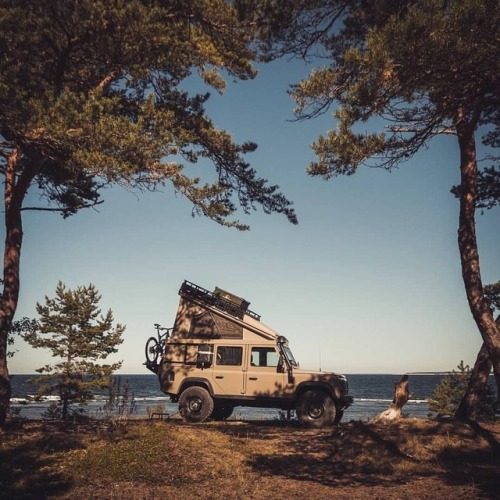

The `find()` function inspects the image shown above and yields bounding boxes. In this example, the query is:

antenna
[319,340,322,372]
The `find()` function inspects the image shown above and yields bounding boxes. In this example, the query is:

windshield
[283,346,298,367]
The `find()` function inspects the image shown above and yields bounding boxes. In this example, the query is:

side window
[197,343,213,367]
[250,347,279,368]
[216,346,243,366]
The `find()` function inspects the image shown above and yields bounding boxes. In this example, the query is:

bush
[428,361,498,420]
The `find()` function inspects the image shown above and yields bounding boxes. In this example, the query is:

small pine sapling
[23,282,125,420]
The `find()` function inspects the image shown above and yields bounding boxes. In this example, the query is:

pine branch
[20,200,104,213]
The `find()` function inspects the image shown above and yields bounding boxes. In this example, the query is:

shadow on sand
[0,422,85,500]
[213,417,500,498]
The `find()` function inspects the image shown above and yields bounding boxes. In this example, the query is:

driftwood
[372,374,410,423]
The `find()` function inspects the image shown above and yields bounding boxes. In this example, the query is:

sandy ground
[1,417,499,499]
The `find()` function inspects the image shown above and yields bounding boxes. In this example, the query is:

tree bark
[455,342,492,420]
[372,374,410,423]
[456,109,500,398]
[0,149,36,426]
[455,315,499,421]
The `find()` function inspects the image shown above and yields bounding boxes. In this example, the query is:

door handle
[215,376,224,379]
[249,377,257,380]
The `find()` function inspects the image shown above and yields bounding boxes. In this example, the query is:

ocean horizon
[9,373,497,422]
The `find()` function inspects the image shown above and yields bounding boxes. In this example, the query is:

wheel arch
[178,378,214,397]
[294,382,336,404]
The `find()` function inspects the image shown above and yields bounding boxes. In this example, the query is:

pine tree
[429,361,498,421]
[23,282,124,420]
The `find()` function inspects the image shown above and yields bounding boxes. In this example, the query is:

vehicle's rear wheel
[179,386,214,423]
[211,405,234,421]
[296,390,336,428]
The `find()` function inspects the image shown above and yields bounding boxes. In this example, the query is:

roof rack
[179,280,261,321]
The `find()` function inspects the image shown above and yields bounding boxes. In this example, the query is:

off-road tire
[178,386,214,423]
[296,390,336,428]
[211,405,234,421]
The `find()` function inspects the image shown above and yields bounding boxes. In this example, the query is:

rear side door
[211,345,246,396]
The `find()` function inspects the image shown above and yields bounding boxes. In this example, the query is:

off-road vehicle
[145,280,353,428]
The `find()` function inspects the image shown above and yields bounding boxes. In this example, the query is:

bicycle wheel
[145,337,160,364]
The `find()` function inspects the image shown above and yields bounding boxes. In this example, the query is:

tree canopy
[248,0,499,177]
[241,0,500,400]
[0,0,297,227]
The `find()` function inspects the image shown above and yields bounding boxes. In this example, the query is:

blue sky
[8,57,499,375]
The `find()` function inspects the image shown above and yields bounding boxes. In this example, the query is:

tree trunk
[456,110,500,398]
[455,342,492,420]
[455,316,498,420]
[0,149,34,426]
[61,391,69,420]
[372,375,410,423]
[0,329,9,426]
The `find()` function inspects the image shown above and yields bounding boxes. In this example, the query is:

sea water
[9,373,496,421]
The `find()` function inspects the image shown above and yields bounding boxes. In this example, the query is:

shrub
[428,361,498,420]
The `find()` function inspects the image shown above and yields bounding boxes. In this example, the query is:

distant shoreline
[11,371,493,376]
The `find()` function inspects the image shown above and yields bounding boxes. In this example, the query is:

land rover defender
[145,280,352,428]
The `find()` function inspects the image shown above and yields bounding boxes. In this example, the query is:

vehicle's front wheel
[178,386,214,423]
[296,390,336,428]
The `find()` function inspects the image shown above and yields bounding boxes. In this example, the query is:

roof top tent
[171,280,280,342]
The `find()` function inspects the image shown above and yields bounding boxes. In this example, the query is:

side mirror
[277,355,285,373]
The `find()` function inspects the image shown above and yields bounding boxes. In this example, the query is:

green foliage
[429,361,498,420]
[7,317,37,358]
[41,401,63,421]
[485,282,500,313]
[23,282,125,420]
[452,166,500,212]
[246,1,499,176]
[0,0,297,229]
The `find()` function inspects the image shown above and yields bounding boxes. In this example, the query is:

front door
[245,346,285,398]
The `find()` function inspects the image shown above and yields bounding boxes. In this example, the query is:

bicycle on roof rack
[144,323,172,373]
